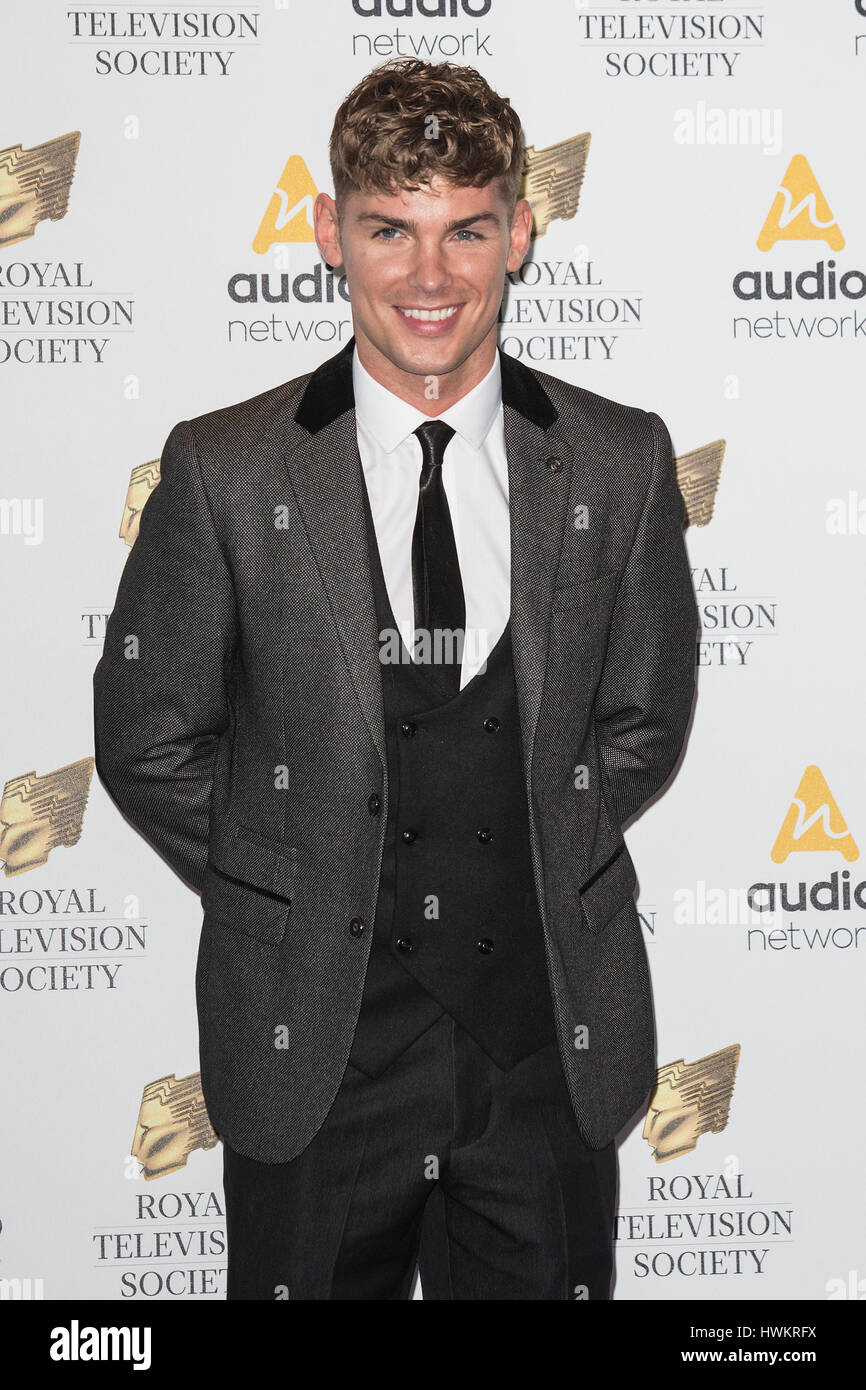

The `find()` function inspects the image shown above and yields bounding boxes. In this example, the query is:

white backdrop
[2,0,864,1301]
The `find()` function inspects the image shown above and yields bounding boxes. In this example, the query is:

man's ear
[314,192,344,271]
[507,197,533,273]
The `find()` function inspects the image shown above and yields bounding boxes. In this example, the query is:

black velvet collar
[294,332,558,435]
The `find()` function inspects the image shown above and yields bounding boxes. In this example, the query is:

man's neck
[353,329,498,414]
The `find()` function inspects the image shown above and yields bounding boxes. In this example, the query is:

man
[93,58,699,1300]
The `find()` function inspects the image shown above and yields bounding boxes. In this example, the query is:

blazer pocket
[202,861,294,943]
[202,822,296,943]
[578,841,637,934]
[551,568,620,614]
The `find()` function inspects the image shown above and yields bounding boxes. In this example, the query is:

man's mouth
[396,305,462,322]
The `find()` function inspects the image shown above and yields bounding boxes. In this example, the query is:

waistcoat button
[396,937,414,953]
[401,828,418,844]
[483,716,500,733]
[400,720,417,737]
[477,938,495,954]
[476,827,494,844]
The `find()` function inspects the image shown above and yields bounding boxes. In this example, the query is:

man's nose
[406,239,452,293]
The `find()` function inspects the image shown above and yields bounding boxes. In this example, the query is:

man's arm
[92,420,237,894]
[594,410,699,829]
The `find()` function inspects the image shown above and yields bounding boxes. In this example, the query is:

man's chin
[373,325,483,378]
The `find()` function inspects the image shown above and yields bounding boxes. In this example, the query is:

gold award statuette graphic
[0,758,94,877]
[120,459,161,547]
[673,441,725,529]
[757,153,844,253]
[252,153,318,254]
[0,131,81,248]
[643,1044,741,1163]
[522,133,590,240]
[132,1072,218,1180]
[771,765,858,864]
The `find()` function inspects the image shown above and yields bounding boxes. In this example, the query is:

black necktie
[411,419,465,695]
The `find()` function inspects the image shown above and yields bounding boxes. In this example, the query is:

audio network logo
[252,154,318,254]
[733,154,865,341]
[756,154,844,252]
[771,765,858,863]
[747,765,864,952]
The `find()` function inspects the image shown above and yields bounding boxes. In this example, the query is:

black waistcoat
[347,469,556,1077]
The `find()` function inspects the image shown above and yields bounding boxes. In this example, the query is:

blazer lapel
[279,336,575,783]
[499,349,575,787]
[282,381,387,771]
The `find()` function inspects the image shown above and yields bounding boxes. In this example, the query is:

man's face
[315,174,532,395]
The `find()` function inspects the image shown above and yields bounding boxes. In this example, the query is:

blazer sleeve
[593,409,699,829]
[92,419,237,894]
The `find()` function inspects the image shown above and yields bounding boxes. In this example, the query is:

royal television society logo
[119,458,161,548]
[0,759,93,876]
[675,440,725,530]
[619,1042,794,1282]
[0,132,80,249]
[643,1044,741,1163]
[0,130,135,364]
[91,1071,226,1297]
[130,1071,218,1180]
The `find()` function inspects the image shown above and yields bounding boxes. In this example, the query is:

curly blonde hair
[329,58,525,215]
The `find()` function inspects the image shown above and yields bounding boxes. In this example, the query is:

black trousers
[222,1013,617,1300]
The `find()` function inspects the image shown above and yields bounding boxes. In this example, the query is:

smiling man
[93,57,699,1300]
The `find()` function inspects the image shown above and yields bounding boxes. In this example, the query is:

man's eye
[372,227,482,242]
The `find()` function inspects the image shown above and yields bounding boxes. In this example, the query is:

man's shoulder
[517,355,655,441]
[182,362,316,458]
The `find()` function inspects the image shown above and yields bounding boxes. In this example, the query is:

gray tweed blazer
[93,336,699,1162]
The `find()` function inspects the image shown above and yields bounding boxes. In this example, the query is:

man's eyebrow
[353,211,501,232]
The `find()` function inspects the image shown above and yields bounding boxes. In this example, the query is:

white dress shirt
[352,344,510,689]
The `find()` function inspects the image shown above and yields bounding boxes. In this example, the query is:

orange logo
[770,765,858,863]
[757,154,844,252]
[252,154,318,253]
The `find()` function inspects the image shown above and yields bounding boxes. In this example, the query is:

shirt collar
[352,341,502,454]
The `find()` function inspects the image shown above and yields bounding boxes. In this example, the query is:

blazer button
[349,917,365,937]
[400,720,417,737]
[483,716,500,733]
[396,936,414,953]
[368,793,381,815]
[546,456,563,473]
[401,828,418,844]
[477,938,495,954]
[476,827,494,844]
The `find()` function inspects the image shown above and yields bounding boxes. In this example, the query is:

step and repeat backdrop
[1,0,864,1302]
